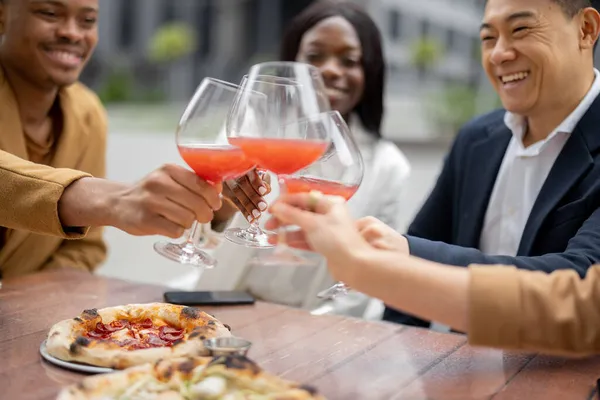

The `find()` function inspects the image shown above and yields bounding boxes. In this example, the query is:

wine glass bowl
[279,111,364,201]
[274,111,365,297]
[223,63,331,249]
[154,77,256,267]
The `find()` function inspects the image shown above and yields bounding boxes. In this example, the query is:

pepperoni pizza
[46,303,232,369]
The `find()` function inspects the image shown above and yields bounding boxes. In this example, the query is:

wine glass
[153,77,257,267]
[282,111,364,299]
[223,63,330,249]
[265,111,364,273]
[227,62,332,264]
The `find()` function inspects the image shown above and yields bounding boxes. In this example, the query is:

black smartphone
[163,291,256,306]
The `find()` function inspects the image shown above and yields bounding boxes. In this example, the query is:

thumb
[270,202,317,232]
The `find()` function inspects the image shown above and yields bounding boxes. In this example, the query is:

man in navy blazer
[382,0,600,327]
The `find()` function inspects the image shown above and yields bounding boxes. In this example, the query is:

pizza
[46,303,232,369]
[57,354,326,400]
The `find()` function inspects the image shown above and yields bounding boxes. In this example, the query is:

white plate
[39,340,115,374]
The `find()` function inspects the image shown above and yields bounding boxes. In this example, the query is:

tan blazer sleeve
[0,149,91,238]
[468,264,600,357]
[42,96,108,272]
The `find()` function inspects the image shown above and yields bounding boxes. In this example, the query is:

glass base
[197,234,221,250]
[251,245,315,267]
[224,227,274,249]
[317,282,349,299]
[154,241,217,268]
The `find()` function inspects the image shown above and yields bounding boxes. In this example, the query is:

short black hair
[279,0,385,138]
[553,0,598,51]
[553,0,592,17]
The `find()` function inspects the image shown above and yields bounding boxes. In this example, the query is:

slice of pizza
[46,303,232,369]
[57,355,326,400]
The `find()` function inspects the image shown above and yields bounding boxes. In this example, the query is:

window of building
[160,0,177,23]
[389,10,402,40]
[195,0,213,58]
[420,19,431,38]
[446,29,456,51]
[118,0,136,50]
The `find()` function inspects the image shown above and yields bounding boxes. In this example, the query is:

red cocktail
[281,175,359,200]
[178,144,255,183]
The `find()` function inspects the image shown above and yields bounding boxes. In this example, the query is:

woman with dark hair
[279,0,386,137]
[202,1,410,318]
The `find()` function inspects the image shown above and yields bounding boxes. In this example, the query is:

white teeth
[501,71,529,83]
[49,51,81,62]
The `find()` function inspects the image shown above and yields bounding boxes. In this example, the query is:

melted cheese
[189,376,227,398]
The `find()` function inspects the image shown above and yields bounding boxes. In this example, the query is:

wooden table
[2,270,600,400]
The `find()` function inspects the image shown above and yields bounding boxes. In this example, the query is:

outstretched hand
[266,192,371,279]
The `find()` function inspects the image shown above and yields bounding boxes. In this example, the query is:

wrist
[59,177,126,228]
[342,243,377,287]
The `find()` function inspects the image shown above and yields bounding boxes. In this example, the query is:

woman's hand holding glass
[222,169,272,224]
[225,61,332,258]
[265,193,371,282]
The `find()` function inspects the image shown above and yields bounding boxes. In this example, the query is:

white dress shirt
[479,69,600,256]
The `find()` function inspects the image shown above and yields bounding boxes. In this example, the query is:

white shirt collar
[504,68,600,156]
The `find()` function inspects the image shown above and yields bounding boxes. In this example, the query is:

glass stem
[277,177,288,246]
[247,221,262,235]
[183,222,204,251]
[199,222,212,245]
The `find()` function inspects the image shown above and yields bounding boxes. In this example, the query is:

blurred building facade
[88,0,491,139]
[89,0,484,97]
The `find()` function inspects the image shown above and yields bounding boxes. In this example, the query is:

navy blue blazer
[384,98,600,326]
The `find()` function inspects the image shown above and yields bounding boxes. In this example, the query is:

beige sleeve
[468,264,600,357]
[42,99,108,272]
[0,149,91,238]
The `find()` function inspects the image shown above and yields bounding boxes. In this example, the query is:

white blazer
[196,121,411,317]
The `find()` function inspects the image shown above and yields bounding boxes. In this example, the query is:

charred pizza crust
[57,355,325,400]
[46,303,231,369]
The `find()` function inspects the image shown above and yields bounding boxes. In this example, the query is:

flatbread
[57,355,326,399]
[46,303,232,369]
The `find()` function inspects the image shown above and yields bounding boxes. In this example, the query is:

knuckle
[167,227,184,239]
[363,216,380,224]
[143,173,166,192]
[160,163,176,174]
[184,213,196,229]
[195,207,213,223]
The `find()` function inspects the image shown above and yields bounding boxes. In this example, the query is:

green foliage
[410,37,443,69]
[428,84,500,136]
[97,69,133,104]
[148,23,197,64]
[97,68,167,104]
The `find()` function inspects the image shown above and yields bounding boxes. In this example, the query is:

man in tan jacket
[0,0,267,277]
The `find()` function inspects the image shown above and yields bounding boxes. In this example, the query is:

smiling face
[0,0,99,90]
[480,0,597,117]
[296,16,365,117]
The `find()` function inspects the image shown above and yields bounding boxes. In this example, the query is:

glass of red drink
[284,111,364,299]
[223,63,331,249]
[153,78,257,267]
[226,62,332,264]
[260,111,365,289]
